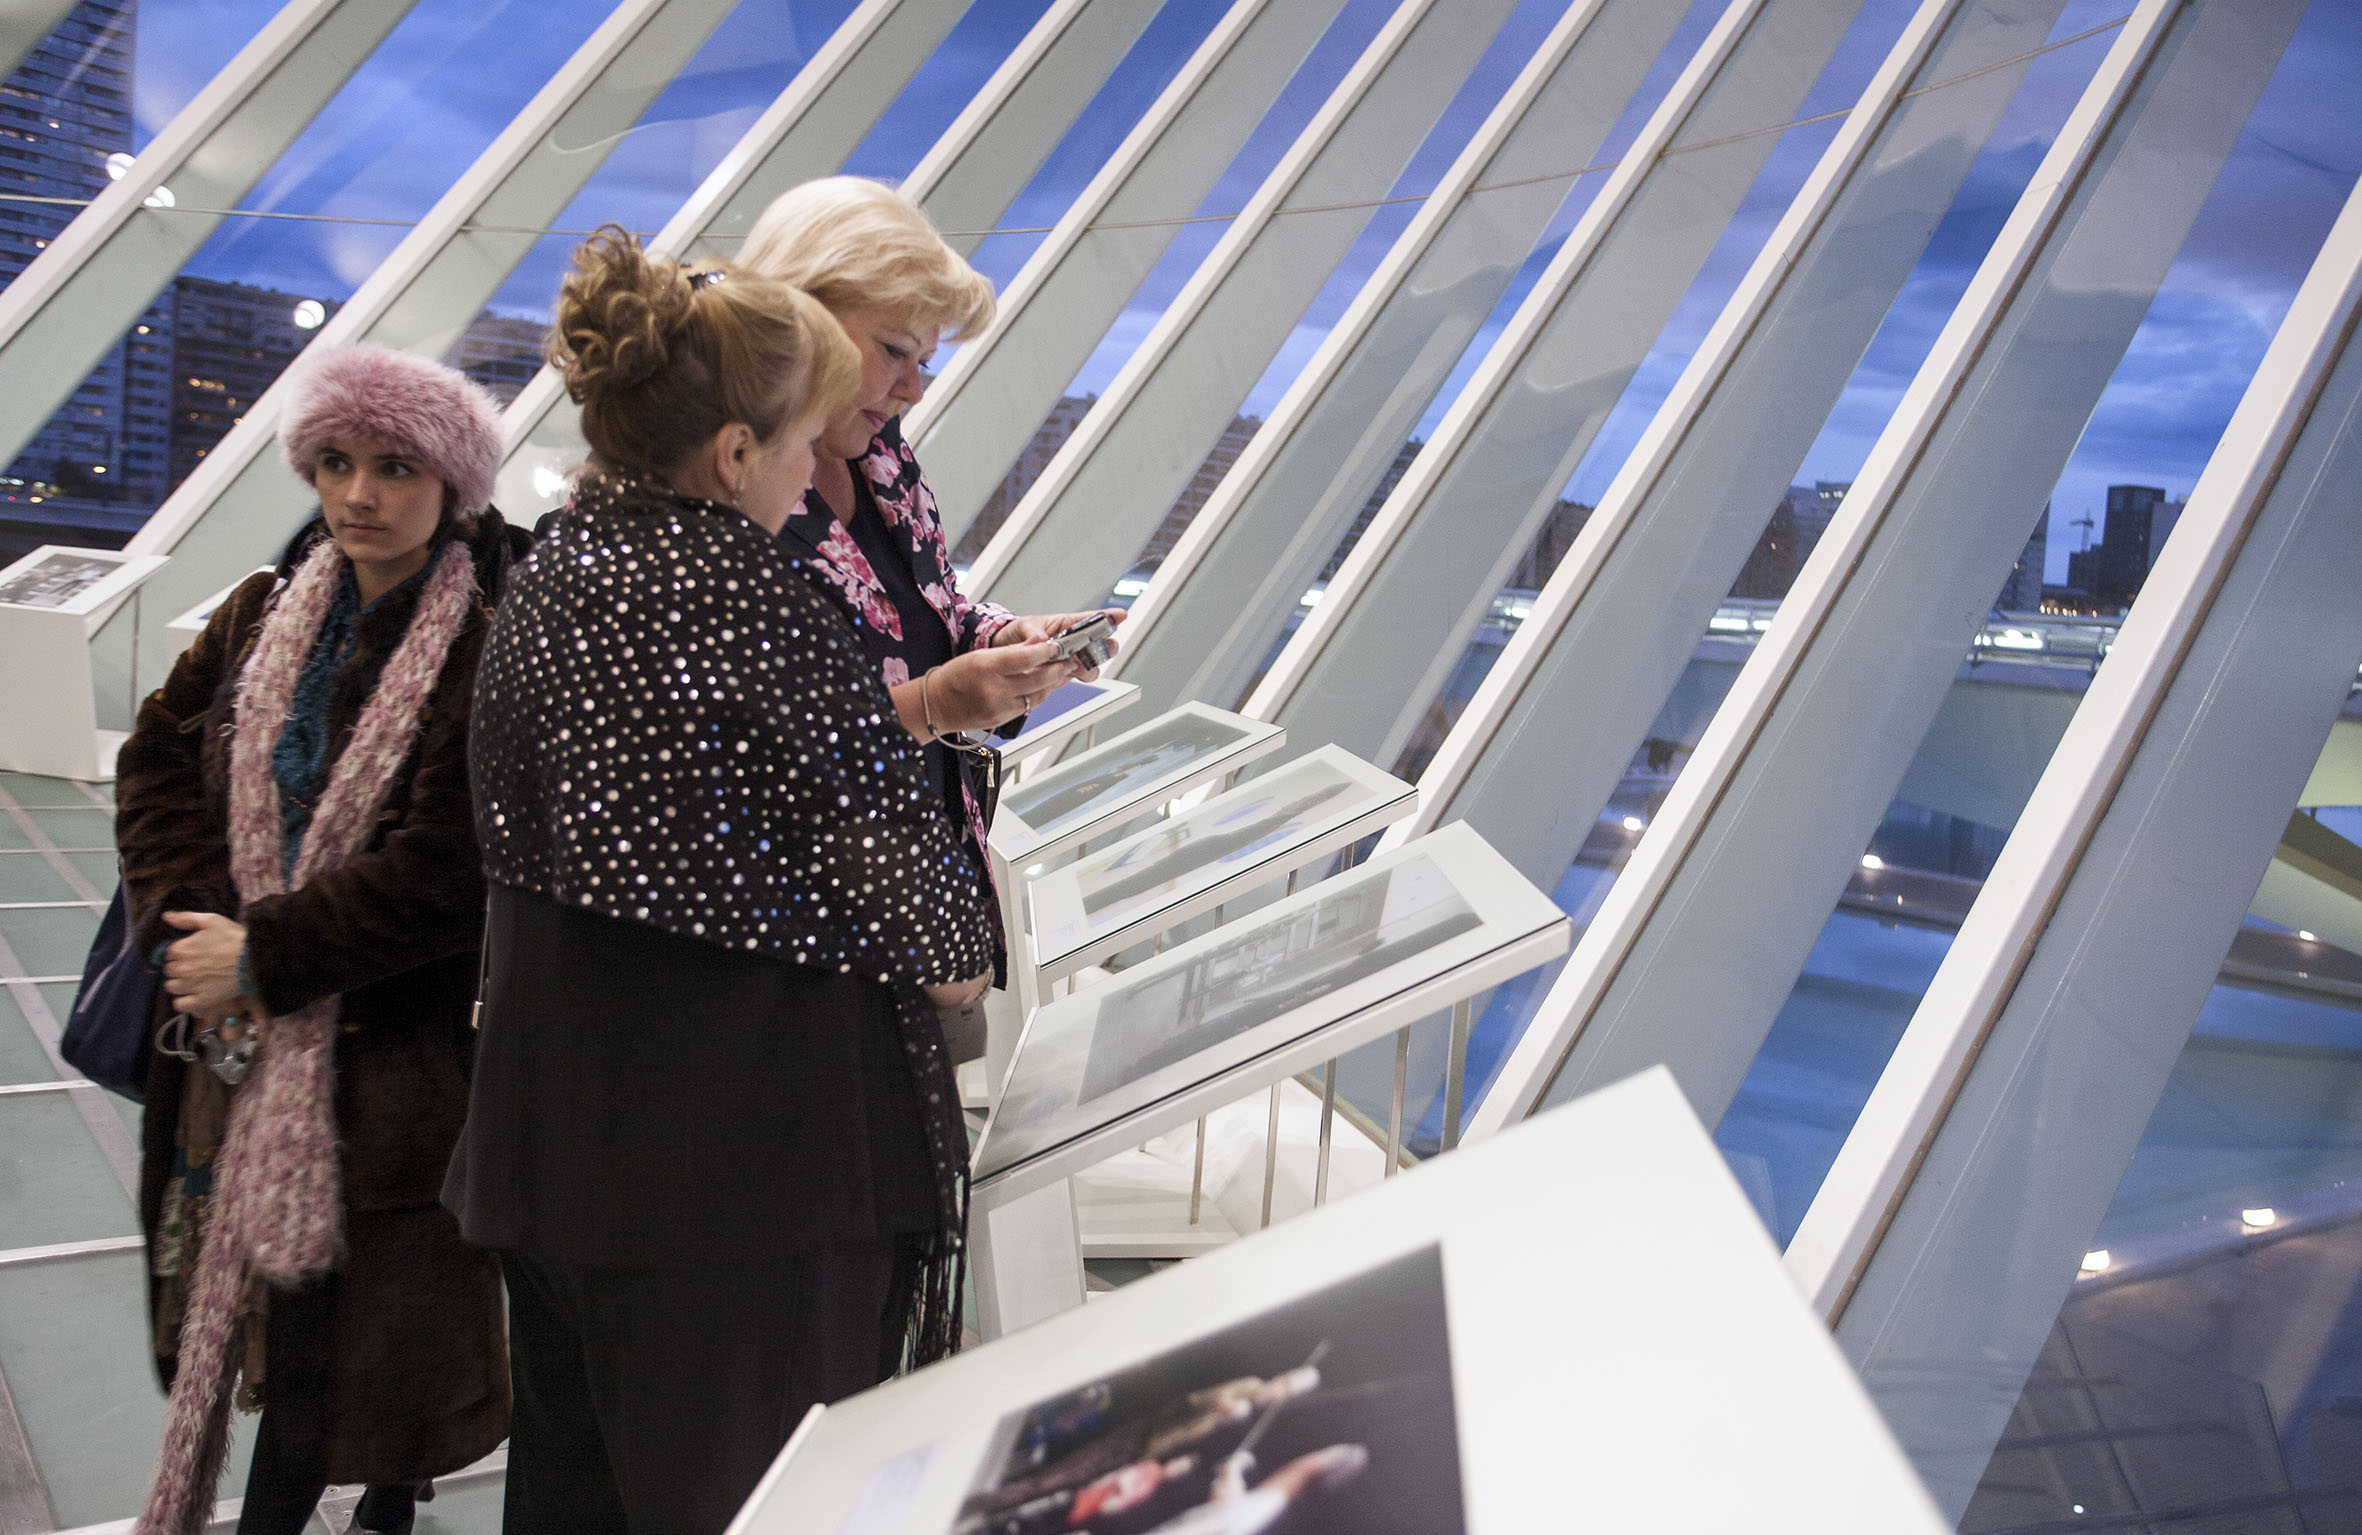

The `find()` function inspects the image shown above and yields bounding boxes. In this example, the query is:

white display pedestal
[0,546,168,781]
[742,1069,1950,1535]
[981,702,1287,1103]
[163,567,270,656]
[970,825,1570,1336]
[1070,1076,1392,1261]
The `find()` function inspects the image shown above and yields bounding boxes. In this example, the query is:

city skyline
[7,0,2357,579]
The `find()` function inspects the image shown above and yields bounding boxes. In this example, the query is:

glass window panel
[1960,965,2362,1528]
[1709,0,2362,1244]
[0,0,609,566]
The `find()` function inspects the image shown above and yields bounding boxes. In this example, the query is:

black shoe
[351,1484,418,1535]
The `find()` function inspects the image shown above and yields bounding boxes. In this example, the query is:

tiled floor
[0,772,506,1535]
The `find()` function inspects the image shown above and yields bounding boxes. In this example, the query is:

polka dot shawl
[470,469,995,985]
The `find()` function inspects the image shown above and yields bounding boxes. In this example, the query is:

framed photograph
[999,678,1141,772]
[975,823,1568,1195]
[1027,745,1418,980]
[727,1070,1948,1534]
[956,1244,1460,1535]
[992,702,1286,864]
[0,545,164,619]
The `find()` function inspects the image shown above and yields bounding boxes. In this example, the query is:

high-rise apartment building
[2065,483,2171,611]
[163,276,330,489]
[0,0,155,540]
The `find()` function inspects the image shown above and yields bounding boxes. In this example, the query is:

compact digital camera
[1047,612,1115,669]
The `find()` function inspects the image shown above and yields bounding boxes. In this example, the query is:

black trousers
[498,1247,900,1535]
[232,1280,415,1535]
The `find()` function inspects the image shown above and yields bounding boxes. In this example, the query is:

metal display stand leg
[970,1177,1085,1340]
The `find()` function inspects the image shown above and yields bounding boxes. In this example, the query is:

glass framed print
[0,545,165,622]
[992,702,1285,864]
[1027,745,1417,979]
[999,678,1141,771]
[976,823,1568,1192]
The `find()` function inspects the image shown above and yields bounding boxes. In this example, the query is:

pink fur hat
[279,345,504,517]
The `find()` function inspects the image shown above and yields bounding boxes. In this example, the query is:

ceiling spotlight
[291,299,326,330]
[104,151,134,180]
[2079,1249,2110,1274]
[2298,930,2318,942]
[143,184,175,209]
[1621,815,1645,833]
[2242,1208,2277,1229]
[1860,853,1884,870]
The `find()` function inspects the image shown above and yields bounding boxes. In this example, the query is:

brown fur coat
[115,561,508,1485]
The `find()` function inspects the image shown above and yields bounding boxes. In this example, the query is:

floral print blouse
[778,420,1017,963]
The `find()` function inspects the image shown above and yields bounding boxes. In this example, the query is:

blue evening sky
[124,0,2362,579]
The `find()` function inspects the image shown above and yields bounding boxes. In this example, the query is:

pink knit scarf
[139,538,477,1535]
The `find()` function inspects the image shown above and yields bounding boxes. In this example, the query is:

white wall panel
[0,0,421,469]
[1102,0,1688,717]
[907,0,1162,258]
[963,0,1527,617]
[494,0,976,520]
[0,0,80,92]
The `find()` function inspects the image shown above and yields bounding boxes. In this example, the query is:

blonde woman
[741,177,1125,990]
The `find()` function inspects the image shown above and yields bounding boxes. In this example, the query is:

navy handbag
[60,882,155,1102]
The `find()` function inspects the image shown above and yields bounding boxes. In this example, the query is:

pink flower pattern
[777,420,1019,954]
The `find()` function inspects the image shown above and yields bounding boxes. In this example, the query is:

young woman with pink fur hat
[115,345,518,1535]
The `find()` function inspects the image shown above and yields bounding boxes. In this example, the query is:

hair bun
[550,226,696,402]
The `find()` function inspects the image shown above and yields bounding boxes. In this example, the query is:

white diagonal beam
[1396,0,2068,888]
[962,0,1526,617]
[0,0,422,469]
[495,0,1107,521]
[1473,0,2304,1140]
[1243,0,1866,767]
[903,0,1353,545]
[906,0,1162,257]
[119,0,740,697]
[1803,161,2362,1522]
[0,0,79,91]
[1106,0,1690,719]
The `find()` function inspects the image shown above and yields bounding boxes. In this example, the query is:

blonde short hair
[738,177,996,340]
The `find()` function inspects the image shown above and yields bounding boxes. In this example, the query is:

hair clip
[689,269,727,290]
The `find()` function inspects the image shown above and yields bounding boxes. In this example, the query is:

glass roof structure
[1,0,2359,1528]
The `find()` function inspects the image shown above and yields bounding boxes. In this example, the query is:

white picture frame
[727,1069,1948,1535]
[1025,745,1418,982]
[990,702,1286,867]
[998,677,1141,773]
[0,545,164,627]
[977,822,1569,1199]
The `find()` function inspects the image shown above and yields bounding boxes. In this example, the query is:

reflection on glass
[952,1245,1463,1535]
[1964,971,2362,1528]
[1065,762,1376,937]
[1003,712,1251,831]
[1078,857,1479,1105]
